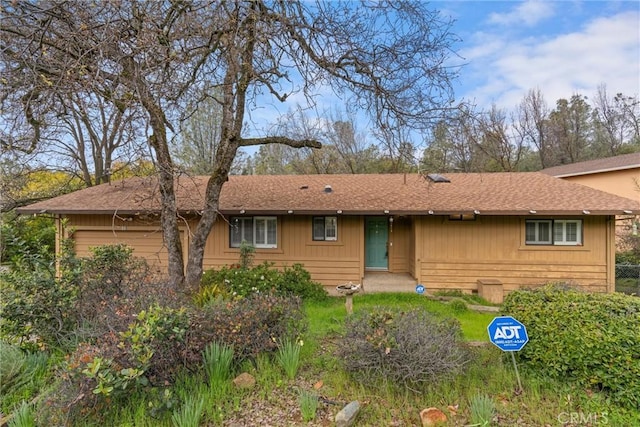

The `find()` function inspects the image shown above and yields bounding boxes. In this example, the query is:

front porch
[361,271,418,294]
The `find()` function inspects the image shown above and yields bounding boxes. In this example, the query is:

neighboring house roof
[16,172,640,216]
[541,152,640,178]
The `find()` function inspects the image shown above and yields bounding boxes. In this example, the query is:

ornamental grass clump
[276,337,302,379]
[202,341,234,385]
[171,395,205,427]
[7,400,36,427]
[469,393,494,426]
[339,308,470,390]
[298,389,319,422]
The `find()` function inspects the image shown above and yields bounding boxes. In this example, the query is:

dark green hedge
[502,285,640,408]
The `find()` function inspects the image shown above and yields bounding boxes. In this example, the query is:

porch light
[428,210,434,215]
[529,210,537,214]
[582,210,590,215]
[384,210,390,214]
[240,209,245,214]
[287,210,293,214]
[337,210,343,214]
[474,210,480,215]
[624,210,633,214]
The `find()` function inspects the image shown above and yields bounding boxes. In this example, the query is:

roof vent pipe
[324,185,333,193]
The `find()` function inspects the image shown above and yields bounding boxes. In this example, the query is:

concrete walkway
[362,271,418,293]
[328,271,418,296]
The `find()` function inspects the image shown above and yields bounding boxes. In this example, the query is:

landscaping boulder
[420,407,447,426]
[335,400,360,427]
[232,372,256,389]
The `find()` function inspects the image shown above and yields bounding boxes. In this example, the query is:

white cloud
[487,0,555,27]
[460,10,640,110]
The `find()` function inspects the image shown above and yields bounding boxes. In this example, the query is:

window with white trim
[525,219,582,245]
[553,220,582,245]
[230,216,277,248]
[313,216,337,241]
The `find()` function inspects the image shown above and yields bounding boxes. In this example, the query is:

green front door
[365,217,388,270]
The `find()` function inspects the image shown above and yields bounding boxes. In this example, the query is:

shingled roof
[541,152,640,178]
[17,172,640,216]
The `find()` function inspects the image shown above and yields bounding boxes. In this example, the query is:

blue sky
[243,0,639,146]
[437,0,640,109]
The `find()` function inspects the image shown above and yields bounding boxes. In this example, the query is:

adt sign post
[488,316,529,391]
[488,316,528,351]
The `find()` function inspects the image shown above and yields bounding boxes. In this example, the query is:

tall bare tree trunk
[184,140,239,288]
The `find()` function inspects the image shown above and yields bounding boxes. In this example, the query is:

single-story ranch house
[18,172,640,300]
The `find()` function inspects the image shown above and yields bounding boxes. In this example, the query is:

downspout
[606,215,615,293]
[55,214,62,279]
[414,216,422,284]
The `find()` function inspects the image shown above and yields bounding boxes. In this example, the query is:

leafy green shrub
[502,285,640,408]
[339,308,470,390]
[200,262,327,302]
[0,266,78,351]
[66,304,189,411]
[192,282,227,307]
[188,294,306,363]
[76,244,153,327]
[0,243,180,351]
[80,244,148,296]
[0,213,55,269]
[616,250,640,265]
[277,264,328,301]
[238,241,255,269]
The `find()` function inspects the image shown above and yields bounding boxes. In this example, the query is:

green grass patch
[4,290,639,425]
[305,293,495,342]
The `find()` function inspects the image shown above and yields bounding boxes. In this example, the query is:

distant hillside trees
[250,86,638,176]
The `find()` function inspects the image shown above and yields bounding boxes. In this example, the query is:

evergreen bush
[200,262,327,302]
[502,284,640,408]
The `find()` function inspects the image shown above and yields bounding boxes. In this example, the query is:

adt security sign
[487,316,529,352]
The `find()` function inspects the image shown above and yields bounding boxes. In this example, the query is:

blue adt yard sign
[487,316,529,352]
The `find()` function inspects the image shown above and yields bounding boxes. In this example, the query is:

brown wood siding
[61,213,615,293]
[203,215,363,286]
[72,230,169,274]
[63,214,187,273]
[389,216,411,274]
[415,216,610,293]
